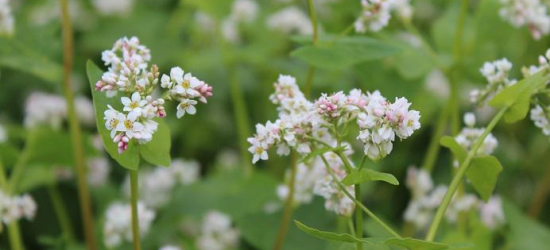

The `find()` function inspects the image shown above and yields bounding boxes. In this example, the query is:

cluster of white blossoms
[96,37,213,154]
[470,58,516,104]
[197,211,240,250]
[277,160,325,205]
[103,201,156,248]
[267,6,313,35]
[455,113,498,157]
[0,190,37,232]
[248,75,420,164]
[499,0,550,40]
[354,0,413,33]
[24,92,95,129]
[92,0,133,16]
[523,49,550,136]
[123,159,200,208]
[0,0,14,36]
[403,166,505,229]
[86,157,111,187]
[159,245,182,250]
[221,0,259,43]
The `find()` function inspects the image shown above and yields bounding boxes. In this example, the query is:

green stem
[425,107,507,241]
[7,222,24,250]
[130,170,141,250]
[304,0,319,98]
[355,184,363,250]
[59,1,98,249]
[347,218,356,235]
[229,64,253,177]
[318,154,401,238]
[7,137,32,193]
[272,152,298,250]
[48,184,75,241]
[422,100,451,172]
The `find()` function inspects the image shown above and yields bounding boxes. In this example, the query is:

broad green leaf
[385,238,448,250]
[465,156,503,202]
[140,118,171,167]
[0,40,63,84]
[0,144,19,168]
[86,60,140,170]
[341,169,399,186]
[489,70,549,123]
[290,37,400,70]
[504,199,550,250]
[27,129,98,167]
[17,166,56,193]
[294,220,373,244]
[440,136,467,163]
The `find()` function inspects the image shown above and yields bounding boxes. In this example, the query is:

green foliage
[301,146,344,163]
[465,156,503,202]
[504,199,550,250]
[294,220,370,244]
[440,136,467,163]
[0,41,62,85]
[489,70,550,123]
[139,118,171,167]
[341,169,399,186]
[86,60,141,170]
[290,37,401,70]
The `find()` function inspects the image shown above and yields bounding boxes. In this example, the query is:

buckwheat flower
[267,6,313,35]
[248,138,269,163]
[531,105,550,135]
[404,185,447,228]
[177,99,198,118]
[406,166,433,199]
[116,112,145,139]
[87,157,111,187]
[0,0,14,36]
[499,0,550,39]
[195,11,216,32]
[230,0,259,23]
[425,70,450,99]
[124,167,176,208]
[0,124,6,143]
[159,245,182,250]
[471,58,516,104]
[103,202,155,248]
[0,191,37,226]
[446,194,479,223]
[277,160,325,205]
[24,92,67,129]
[122,92,147,118]
[354,0,392,33]
[390,0,413,20]
[479,195,505,229]
[455,113,498,156]
[222,18,241,44]
[198,211,240,250]
[104,106,123,138]
[92,0,133,16]
[170,159,200,185]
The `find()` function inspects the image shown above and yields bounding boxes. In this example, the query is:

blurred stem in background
[426,107,508,242]
[272,153,297,250]
[48,184,75,241]
[529,163,550,218]
[59,0,98,249]
[272,2,320,250]
[229,64,253,177]
[130,170,141,250]
[0,159,24,250]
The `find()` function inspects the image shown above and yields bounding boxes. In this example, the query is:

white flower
[277,161,325,205]
[313,163,355,216]
[355,0,393,33]
[0,190,37,226]
[479,195,505,229]
[499,0,550,39]
[198,211,240,250]
[121,92,147,118]
[24,92,67,129]
[0,124,6,143]
[176,99,198,118]
[390,0,413,20]
[116,112,145,139]
[248,138,268,163]
[159,245,181,250]
[530,105,550,136]
[471,58,516,104]
[424,70,450,99]
[464,112,476,127]
[230,0,259,23]
[406,166,433,199]
[170,159,200,185]
[103,202,155,248]
[92,0,133,16]
[267,7,312,35]
[87,157,111,187]
[0,0,14,36]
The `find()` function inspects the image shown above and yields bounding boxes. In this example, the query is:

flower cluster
[354,0,413,33]
[95,37,213,153]
[103,201,156,248]
[0,123,6,143]
[455,113,498,157]
[277,160,325,205]
[530,105,550,135]
[24,92,95,129]
[499,0,550,40]
[470,58,516,104]
[267,6,313,35]
[222,0,259,43]
[123,159,200,208]
[0,190,37,232]
[313,154,356,216]
[522,48,550,136]
[0,0,14,36]
[159,245,181,250]
[248,75,421,164]
[92,0,133,16]
[87,157,111,187]
[197,211,240,250]
[403,166,505,229]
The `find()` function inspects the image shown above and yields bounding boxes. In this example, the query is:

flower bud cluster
[103,201,155,248]
[95,37,213,153]
[197,211,240,250]
[455,113,498,157]
[354,0,413,33]
[499,0,550,40]
[0,190,37,231]
[470,58,516,104]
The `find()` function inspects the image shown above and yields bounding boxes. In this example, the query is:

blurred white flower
[479,195,505,229]
[231,0,259,23]
[355,0,392,33]
[75,96,95,126]
[267,7,312,35]
[0,190,37,227]
[0,124,6,143]
[471,58,516,104]
[530,105,550,136]
[406,166,433,199]
[92,0,133,16]
[24,92,67,129]
[103,202,155,248]
[159,245,182,250]
[277,161,325,205]
[313,159,355,216]
[198,211,240,250]
[87,157,111,187]
[499,0,550,39]
[0,0,14,36]
[424,70,450,99]
[455,113,498,156]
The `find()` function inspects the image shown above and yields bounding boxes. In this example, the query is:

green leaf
[385,238,448,250]
[86,60,140,170]
[140,118,171,167]
[440,136,467,164]
[290,37,400,70]
[489,70,550,123]
[294,220,372,244]
[504,199,550,250]
[465,156,503,202]
[341,169,399,186]
[0,40,63,84]
[27,129,98,167]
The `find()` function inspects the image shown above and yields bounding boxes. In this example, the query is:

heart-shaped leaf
[466,155,503,202]
[342,169,399,186]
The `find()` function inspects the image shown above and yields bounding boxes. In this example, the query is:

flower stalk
[130,170,141,250]
[272,152,297,250]
[425,107,507,241]
[59,0,97,249]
